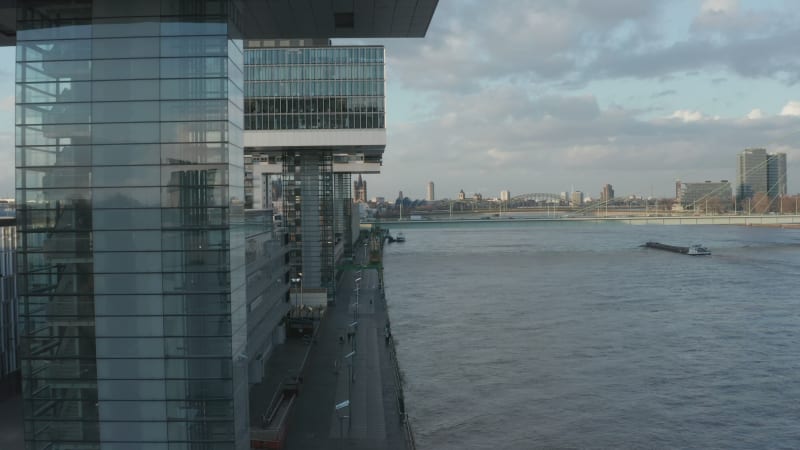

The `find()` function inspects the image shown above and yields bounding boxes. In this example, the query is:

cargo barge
[644,242,711,256]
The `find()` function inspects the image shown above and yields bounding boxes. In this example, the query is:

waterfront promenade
[256,237,411,450]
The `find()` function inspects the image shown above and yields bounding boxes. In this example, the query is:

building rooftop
[0,0,438,46]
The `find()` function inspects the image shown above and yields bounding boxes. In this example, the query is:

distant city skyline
[364,144,793,201]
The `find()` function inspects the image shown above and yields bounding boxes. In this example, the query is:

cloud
[652,89,677,98]
[746,109,765,120]
[701,0,739,14]
[669,110,706,122]
[381,0,665,92]
[779,101,800,117]
[380,0,800,100]
[377,92,800,199]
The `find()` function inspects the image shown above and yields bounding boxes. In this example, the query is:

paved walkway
[282,244,408,450]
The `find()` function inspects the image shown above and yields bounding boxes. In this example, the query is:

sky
[358,0,800,200]
[1,0,800,201]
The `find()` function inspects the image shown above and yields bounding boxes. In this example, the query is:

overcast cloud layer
[1,1,800,200]
[366,0,800,200]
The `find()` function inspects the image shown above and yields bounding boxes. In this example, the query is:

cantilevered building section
[9,1,438,449]
[244,43,386,302]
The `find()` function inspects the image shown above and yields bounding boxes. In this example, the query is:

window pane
[92,58,159,80]
[93,144,160,166]
[92,101,159,123]
[91,123,159,144]
[92,37,159,59]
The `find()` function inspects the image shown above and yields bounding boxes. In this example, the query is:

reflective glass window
[93,166,161,187]
[93,144,160,166]
[95,316,164,336]
[94,230,161,251]
[93,209,162,230]
[93,187,161,208]
[160,78,227,100]
[161,36,227,57]
[96,379,166,399]
[92,101,159,123]
[161,57,227,79]
[92,58,159,80]
[17,60,92,82]
[17,40,92,62]
[93,80,159,102]
[91,123,159,144]
[92,37,159,59]
[95,295,164,316]
[94,273,162,296]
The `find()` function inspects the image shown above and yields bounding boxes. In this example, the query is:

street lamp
[344,350,356,430]
[290,272,303,311]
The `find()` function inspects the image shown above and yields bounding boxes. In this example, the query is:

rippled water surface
[382,222,800,449]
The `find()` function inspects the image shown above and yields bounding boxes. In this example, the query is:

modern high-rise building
[500,190,511,202]
[600,184,614,203]
[9,1,438,448]
[767,152,787,198]
[571,191,584,206]
[427,181,435,201]
[737,148,787,210]
[738,148,769,200]
[243,42,386,300]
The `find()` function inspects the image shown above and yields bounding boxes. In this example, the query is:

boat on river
[644,241,711,256]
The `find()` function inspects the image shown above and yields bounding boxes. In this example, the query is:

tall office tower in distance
[737,148,768,200]
[767,152,787,198]
[571,191,584,206]
[600,184,614,203]
[500,190,510,202]
[737,148,787,203]
[12,1,438,448]
[427,181,435,201]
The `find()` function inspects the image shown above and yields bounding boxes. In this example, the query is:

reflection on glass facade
[244,46,386,130]
[15,1,248,449]
[1,220,18,399]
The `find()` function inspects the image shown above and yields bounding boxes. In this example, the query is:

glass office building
[243,44,385,301]
[16,1,248,448]
[244,45,385,131]
[9,0,437,448]
[1,219,18,400]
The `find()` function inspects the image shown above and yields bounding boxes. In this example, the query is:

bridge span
[369,214,800,227]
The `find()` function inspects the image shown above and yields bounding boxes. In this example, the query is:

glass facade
[1,220,18,399]
[15,1,248,449]
[244,46,386,130]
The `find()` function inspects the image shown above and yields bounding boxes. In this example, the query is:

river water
[382,221,800,449]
